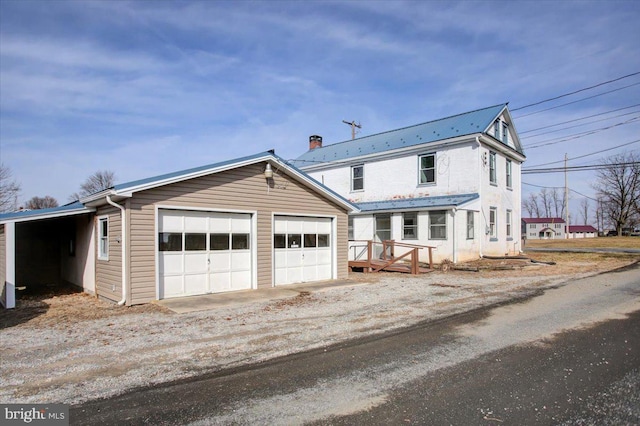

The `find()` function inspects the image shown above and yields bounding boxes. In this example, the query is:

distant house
[567,225,598,239]
[294,104,526,263]
[1,151,358,309]
[521,217,566,240]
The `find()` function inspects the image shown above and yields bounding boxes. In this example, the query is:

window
[555,223,562,229]
[502,123,509,144]
[489,151,497,185]
[506,210,512,239]
[467,211,474,239]
[506,159,512,188]
[529,224,536,229]
[274,234,286,248]
[489,208,497,239]
[159,233,182,251]
[210,233,230,250]
[419,153,436,184]
[98,216,109,259]
[429,210,447,240]
[494,120,500,139]
[288,234,302,248]
[185,233,206,251]
[318,234,330,247]
[351,165,364,191]
[304,234,317,248]
[403,212,418,240]
[232,233,250,250]
[348,216,354,240]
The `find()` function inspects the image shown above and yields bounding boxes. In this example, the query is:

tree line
[523,152,640,234]
[0,165,115,212]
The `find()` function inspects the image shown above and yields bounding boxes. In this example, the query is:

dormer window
[502,122,509,144]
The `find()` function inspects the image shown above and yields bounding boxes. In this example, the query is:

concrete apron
[155,279,367,314]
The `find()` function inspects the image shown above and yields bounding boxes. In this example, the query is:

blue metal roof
[355,193,479,213]
[113,151,275,192]
[0,201,91,222]
[293,104,511,167]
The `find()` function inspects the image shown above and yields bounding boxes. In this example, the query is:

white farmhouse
[293,104,526,264]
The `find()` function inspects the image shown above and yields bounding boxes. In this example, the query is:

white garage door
[274,216,333,285]
[158,210,252,299]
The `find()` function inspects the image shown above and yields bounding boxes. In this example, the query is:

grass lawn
[524,236,640,249]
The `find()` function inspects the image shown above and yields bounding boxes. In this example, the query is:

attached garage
[274,216,333,285]
[158,209,254,298]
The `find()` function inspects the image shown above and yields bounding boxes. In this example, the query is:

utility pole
[565,153,570,238]
[342,120,361,140]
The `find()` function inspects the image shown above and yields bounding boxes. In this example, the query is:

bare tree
[0,164,21,213]
[579,198,590,225]
[24,196,58,210]
[550,188,566,218]
[522,193,541,217]
[69,170,116,201]
[540,188,553,217]
[592,152,640,234]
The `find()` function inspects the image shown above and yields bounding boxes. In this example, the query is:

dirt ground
[2,251,636,330]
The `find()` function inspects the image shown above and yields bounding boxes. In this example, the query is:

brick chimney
[309,135,323,150]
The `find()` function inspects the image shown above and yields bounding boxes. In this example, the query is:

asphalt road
[71,264,640,425]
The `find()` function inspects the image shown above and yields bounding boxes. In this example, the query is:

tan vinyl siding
[95,206,123,303]
[127,162,349,305]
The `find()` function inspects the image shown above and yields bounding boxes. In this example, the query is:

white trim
[97,215,109,261]
[0,207,95,225]
[155,206,259,299]
[2,222,15,309]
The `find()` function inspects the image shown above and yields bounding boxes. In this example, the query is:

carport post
[3,222,15,309]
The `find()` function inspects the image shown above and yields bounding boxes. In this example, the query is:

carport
[1,203,95,309]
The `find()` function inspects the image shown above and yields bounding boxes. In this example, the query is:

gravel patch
[0,258,635,405]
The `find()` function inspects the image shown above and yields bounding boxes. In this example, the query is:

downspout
[475,136,483,258]
[452,207,457,263]
[106,195,127,306]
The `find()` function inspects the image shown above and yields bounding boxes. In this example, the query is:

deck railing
[348,240,434,274]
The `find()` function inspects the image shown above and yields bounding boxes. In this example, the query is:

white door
[158,210,252,299]
[274,216,333,285]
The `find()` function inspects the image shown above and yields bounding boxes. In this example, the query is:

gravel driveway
[0,256,635,405]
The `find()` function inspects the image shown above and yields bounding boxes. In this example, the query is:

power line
[513,82,640,119]
[526,116,640,149]
[520,110,640,139]
[519,104,640,134]
[522,182,600,203]
[522,161,640,174]
[523,139,640,168]
[511,71,640,111]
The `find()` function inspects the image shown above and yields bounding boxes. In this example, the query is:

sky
[1,0,639,224]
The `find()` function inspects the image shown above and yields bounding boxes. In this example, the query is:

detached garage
[1,151,357,308]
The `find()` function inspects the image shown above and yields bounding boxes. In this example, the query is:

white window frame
[429,210,447,240]
[402,212,418,240]
[98,215,109,260]
[418,153,436,185]
[489,207,497,240]
[351,165,364,192]
[506,209,512,239]
[506,159,512,189]
[494,120,500,139]
[348,216,354,240]
[467,211,474,240]
[502,122,509,144]
[489,151,497,185]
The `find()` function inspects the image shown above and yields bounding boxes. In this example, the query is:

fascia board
[0,207,96,224]
[479,135,526,162]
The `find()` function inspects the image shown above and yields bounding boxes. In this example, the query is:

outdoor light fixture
[264,163,273,179]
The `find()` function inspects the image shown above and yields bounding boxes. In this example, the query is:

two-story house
[293,104,526,263]
[521,217,566,240]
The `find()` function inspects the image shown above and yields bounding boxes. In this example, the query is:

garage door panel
[159,212,183,231]
[184,253,208,272]
[231,252,251,270]
[317,219,331,233]
[210,252,231,272]
[231,270,251,289]
[209,272,230,292]
[184,274,207,295]
[160,254,183,275]
[161,276,184,298]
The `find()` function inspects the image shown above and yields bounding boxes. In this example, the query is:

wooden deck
[348,240,434,275]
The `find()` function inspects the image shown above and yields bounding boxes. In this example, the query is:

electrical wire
[520,110,640,139]
[526,116,640,149]
[511,71,640,111]
[518,104,640,134]
[523,139,640,168]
